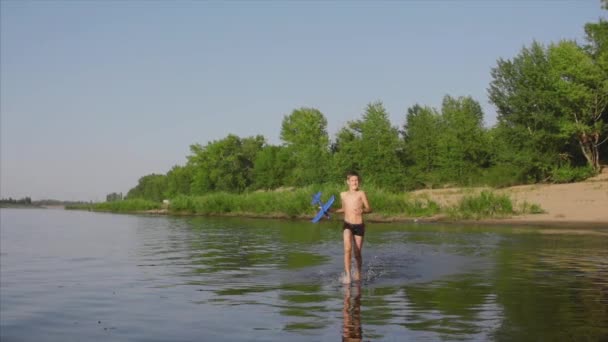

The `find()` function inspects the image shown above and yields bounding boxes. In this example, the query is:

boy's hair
[346,171,360,181]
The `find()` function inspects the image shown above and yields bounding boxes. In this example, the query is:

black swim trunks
[343,221,365,237]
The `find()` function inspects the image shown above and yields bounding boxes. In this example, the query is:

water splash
[364,255,387,283]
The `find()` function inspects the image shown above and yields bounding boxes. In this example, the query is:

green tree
[106,192,123,202]
[585,16,608,164]
[166,164,193,197]
[331,126,363,182]
[252,145,292,189]
[334,101,404,189]
[436,95,490,184]
[240,135,267,187]
[402,104,442,188]
[126,174,168,202]
[280,108,330,186]
[188,134,265,194]
[490,19,608,176]
[483,124,548,185]
[548,39,608,171]
[488,41,565,180]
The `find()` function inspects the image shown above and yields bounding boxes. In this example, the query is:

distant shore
[0,204,42,209]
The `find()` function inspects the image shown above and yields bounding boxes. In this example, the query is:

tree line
[0,197,32,205]
[0,198,92,207]
[121,10,607,203]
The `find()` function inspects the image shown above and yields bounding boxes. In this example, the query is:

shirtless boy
[335,171,371,284]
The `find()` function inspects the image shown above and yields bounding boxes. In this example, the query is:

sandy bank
[411,168,608,227]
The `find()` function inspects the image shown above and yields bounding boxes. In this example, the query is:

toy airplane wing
[311,195,335,223]
[311,191,322,206]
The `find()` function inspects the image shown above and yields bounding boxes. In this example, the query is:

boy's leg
[343,229,353,283]
[353,235,364,281]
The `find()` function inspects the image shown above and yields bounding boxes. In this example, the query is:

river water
[1,208,607,341]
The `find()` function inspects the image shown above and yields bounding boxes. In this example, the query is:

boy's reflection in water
[342,283,362,342]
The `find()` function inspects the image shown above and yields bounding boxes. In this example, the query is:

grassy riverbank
[168,186,442,218]
[66,185,542,221]
[66,198,161,212]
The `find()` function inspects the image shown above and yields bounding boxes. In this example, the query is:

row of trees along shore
[116,8,606,208]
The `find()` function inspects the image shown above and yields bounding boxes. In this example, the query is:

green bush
[65,203,93,210]
[367,188,440,217]
[81,199,161,212]
[161,183,440,218]
[480,164,528,188]
[448,191,514,220]
[520,201,545,214]
[550,165,596,183]
[170,195,195,212]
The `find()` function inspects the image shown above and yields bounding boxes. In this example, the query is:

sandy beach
[412,168,608,227]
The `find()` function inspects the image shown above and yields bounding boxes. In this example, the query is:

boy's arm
[361,191,372,213]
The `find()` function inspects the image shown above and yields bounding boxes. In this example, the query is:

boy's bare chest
[343,193,362,207]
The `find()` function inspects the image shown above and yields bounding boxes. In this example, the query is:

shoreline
[74,170,608,229]
[133,209,608,229]
[153,172,608,228]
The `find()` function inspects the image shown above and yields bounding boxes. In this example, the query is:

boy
[335,171,371,284]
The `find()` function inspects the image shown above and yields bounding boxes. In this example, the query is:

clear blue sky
[1,0,604,201]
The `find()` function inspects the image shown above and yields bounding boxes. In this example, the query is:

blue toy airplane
[311,192,335,223]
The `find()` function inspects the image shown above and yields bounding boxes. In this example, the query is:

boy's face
[346,175,359,191]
